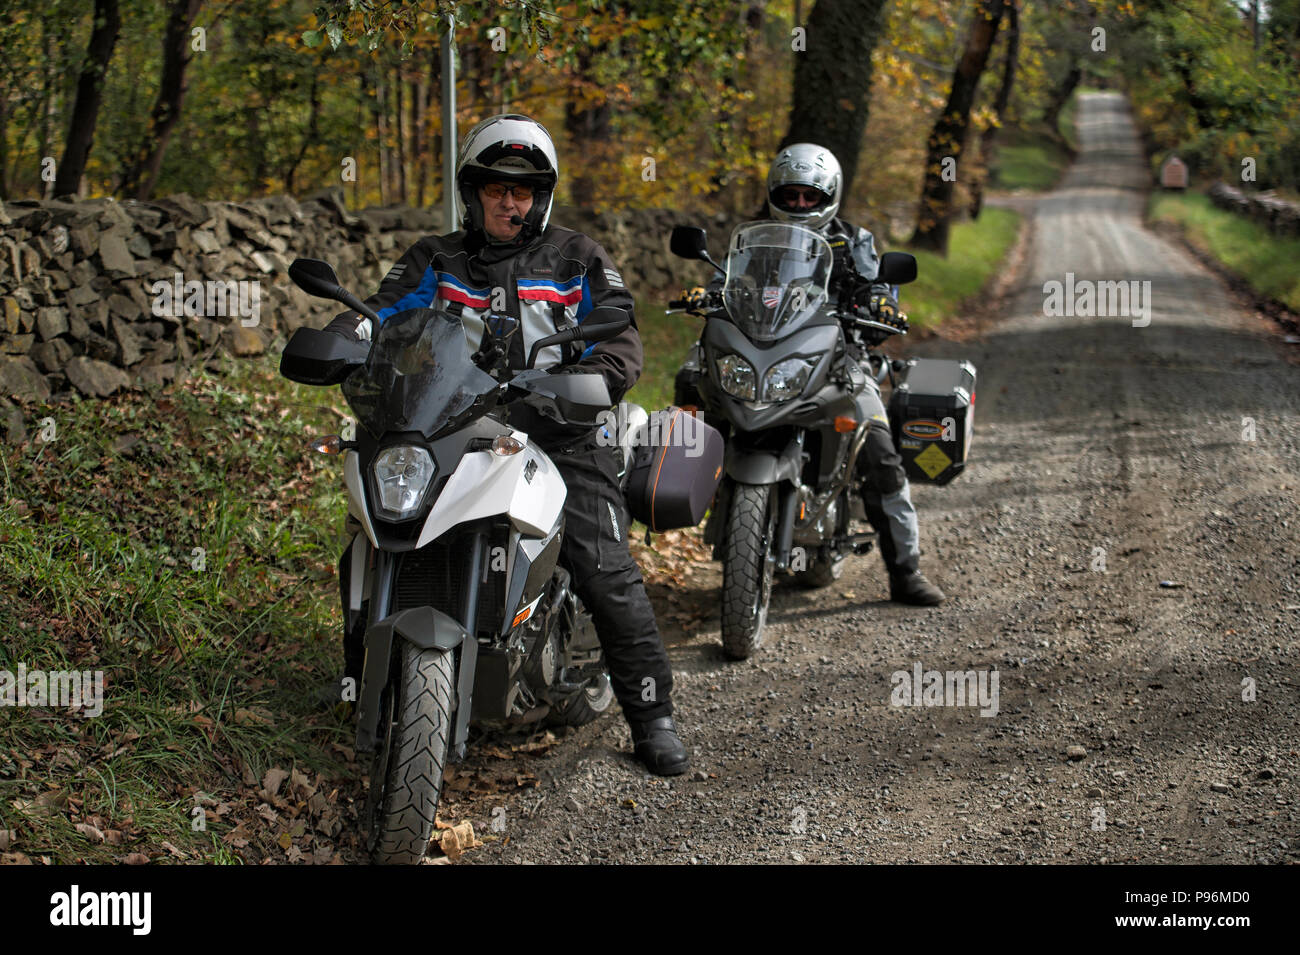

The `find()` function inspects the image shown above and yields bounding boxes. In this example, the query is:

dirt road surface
[450,92,1300,865]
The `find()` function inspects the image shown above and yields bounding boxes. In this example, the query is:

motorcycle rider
[323,114,690,775]
[677,143,945,606]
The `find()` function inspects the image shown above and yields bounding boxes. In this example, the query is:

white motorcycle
[280,258,649,864]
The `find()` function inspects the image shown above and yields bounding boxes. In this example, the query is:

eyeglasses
[481,182,535,201]
[776,186,827,209]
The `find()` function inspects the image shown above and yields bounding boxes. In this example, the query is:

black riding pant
[547,434,675,723]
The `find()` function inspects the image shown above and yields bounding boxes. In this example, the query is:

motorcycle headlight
[715,354,757,400]
[762,358,816,402]
[373,445,436,519]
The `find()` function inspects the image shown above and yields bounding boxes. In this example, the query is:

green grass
[987,85,1087,194]
[902,206,1021,329]
[0,353,361,863]
[625,304,703,412]
[989,128,1074,192]
[1149,190,1300,311]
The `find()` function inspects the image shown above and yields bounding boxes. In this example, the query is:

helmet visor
[771,184,831,214]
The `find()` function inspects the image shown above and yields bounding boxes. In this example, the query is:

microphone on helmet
[509,214,526,225]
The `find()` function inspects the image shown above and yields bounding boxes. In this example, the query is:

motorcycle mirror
[288,257,383,325]
[670,226,708,260]
[670,226,724,274]
[878,251,918,286]
[289,258,343,299]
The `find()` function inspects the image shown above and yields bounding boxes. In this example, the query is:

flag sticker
[603,268,624,288]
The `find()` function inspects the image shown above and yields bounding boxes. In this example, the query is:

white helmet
[455,113,559,240]
[766,143,842,231]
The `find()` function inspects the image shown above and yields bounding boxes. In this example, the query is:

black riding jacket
[325,224,642,406]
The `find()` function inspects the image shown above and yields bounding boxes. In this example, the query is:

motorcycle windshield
[722,222,833,342]
[342,307,498,438]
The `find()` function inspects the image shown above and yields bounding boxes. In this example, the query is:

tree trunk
[413,65,427,208]
[1041,62,1080,144]
[284,68,321,194]
[39,24,55,198]
[970,0,1018,218]
[394,63,407,204]
[564,47,612,207]
[0,95,8,199]
[779,0,889,199]
[118,0,204,200]
[909,0,1007,254]
[54,0,121,199]
[374,66,390,206]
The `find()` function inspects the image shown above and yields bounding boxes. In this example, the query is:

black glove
[682,286,708,309]
[868,292,907,332]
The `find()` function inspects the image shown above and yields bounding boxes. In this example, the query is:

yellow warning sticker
[914,442,952,479]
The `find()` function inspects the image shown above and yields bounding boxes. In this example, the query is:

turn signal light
[492,435,524,456]
[833,417,858,433]
[310,435,342,454]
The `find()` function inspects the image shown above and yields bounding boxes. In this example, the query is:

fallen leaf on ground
[439,821,480,860]
[75,823,105,843]
[261,767,289,796]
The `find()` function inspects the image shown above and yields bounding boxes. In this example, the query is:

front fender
[725,436,803,486]
[355,606,478,753]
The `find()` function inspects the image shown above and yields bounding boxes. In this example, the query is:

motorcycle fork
[354,525,487,757]
[773,482,800,571]
[449,525,486,759]
[773,429,806,571]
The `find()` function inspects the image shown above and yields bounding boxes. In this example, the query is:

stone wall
[1207,182,1300,238]
[0,191,741,413]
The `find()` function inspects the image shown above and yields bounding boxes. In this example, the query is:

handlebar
[850,317,908,337]
[668,290,724,313]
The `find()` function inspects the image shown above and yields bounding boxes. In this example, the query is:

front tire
[367,642,456,865]
[720,482,776,660]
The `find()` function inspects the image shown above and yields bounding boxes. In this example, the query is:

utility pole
[441,13,457,233]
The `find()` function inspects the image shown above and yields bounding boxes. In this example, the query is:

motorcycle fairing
[413,433,566,546]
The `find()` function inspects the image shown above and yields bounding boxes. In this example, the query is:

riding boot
[863,485,945,606]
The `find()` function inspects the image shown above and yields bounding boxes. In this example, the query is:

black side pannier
[887,358,976,485]
[625,407,724,531]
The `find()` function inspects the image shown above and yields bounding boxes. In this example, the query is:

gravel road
[450,92,1300,865]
